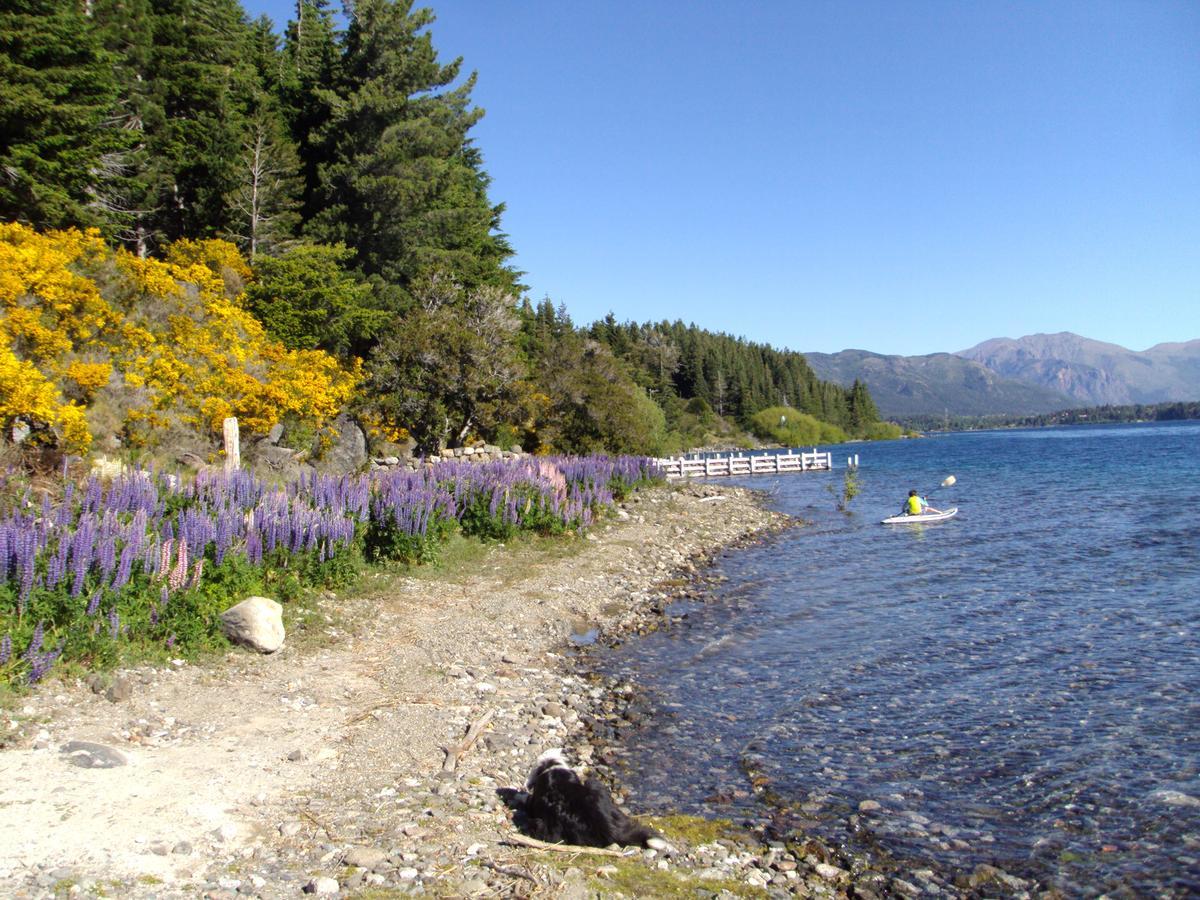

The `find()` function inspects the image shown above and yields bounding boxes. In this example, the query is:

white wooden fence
[655,448,833,479]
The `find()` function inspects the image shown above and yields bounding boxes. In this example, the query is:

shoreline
[0,480,965,898]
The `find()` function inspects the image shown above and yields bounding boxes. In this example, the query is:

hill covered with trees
[1,0,886,462]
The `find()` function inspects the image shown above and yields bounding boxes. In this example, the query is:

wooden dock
[656,448,833,479]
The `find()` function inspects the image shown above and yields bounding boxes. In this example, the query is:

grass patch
[537,853,768,899]
[644,814,753,847]
[407,528,591,589]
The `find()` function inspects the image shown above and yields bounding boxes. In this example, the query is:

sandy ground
[0,483,791,898]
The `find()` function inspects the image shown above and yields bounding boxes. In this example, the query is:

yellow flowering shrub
[0,346,92,452]
[0,223,358,456]
[65,361,113,399]
[359,408,411,444]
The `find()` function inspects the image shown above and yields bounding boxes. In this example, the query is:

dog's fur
[522,749,658,848]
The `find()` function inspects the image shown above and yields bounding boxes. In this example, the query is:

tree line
[901,401,1200,433]
[1,0,884,458]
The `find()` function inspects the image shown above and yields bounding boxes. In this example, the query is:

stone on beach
[219,596,285,653]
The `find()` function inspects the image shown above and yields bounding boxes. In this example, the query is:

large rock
[219,597,285,653]
[316,414,367,473]
[255,443,296,469]
[61,741,127,769]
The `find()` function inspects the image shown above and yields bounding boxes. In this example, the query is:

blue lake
[598,422,1200,896]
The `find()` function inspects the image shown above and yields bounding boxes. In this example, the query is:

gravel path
[0,483,909,899]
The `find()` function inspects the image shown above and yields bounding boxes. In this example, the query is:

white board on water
[880,507,958,525]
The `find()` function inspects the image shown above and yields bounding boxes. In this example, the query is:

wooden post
[223,416,240,474]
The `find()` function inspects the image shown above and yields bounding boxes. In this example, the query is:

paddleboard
[880,507,958,525]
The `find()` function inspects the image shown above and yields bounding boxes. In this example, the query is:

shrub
[0,223,357,457]
[748,406,848,446]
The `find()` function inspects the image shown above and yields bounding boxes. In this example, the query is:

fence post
[223,416,240,474]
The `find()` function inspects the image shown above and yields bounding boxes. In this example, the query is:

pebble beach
[0,481,1044,898]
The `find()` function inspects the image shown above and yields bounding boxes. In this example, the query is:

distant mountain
[802,349,1074,418]
[957,333,1200,406]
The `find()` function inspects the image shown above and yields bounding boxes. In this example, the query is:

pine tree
[279,0,341,222]
[305,0,513,296]
[89,0,158,251]
[0,0,125,232]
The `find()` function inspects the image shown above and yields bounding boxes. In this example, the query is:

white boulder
[219,596,285,653]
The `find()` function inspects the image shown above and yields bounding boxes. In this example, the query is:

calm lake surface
[598,422,1200,896]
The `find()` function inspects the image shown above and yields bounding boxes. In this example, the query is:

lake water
[598,422,1200,896]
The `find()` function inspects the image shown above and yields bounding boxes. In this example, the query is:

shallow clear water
[599,422,1200,896]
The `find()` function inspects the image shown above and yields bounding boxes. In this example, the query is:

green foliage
[364,515,453,566]
[749,406,848,445]
[245,243,385,357]
[1,0,892,460]
[828,467,861,511]
[860,421,904,440]
[0,0,127,233]
[368,277,525,454]
[514,301,668,455]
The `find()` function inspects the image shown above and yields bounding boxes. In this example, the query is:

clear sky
[242,0,1199,357]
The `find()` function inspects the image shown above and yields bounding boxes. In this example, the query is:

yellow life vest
[906,495,923,515]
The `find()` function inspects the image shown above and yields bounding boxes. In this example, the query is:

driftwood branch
[439,708,495,773]
[296,808,336,840]
[501,833,628,857]
[481,860,539,883]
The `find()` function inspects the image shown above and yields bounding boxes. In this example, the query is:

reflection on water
[599,423,1200,896]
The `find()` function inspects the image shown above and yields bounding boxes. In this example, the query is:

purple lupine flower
[0,634,10,665]
[246,529,262,565]
[113,543,135,591]
[26,620,44,655]
[86,591,101,616]
[108,607,120,640]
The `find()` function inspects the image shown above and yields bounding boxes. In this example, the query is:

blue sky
[242,0,1199,357]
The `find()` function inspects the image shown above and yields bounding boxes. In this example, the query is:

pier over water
[656,448,833,479]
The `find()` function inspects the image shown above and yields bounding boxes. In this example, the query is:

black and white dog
[523,749,665,849]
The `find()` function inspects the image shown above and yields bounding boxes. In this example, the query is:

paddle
[919,475,955,514]
[928,474,956,495]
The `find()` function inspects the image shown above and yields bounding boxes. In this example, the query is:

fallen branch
[439,708,495,773]
[297,808,337,841]
[481,860,539,883]
[501,833,628,857]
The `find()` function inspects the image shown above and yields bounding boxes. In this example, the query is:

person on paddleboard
[905,489,943,516]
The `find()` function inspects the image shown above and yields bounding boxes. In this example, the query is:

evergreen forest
[1,0,890,462]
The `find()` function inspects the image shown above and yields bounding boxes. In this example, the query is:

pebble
[814,862,846,879]
[105,677,133,702]
[302,876,340,894]
[343,847,387,869]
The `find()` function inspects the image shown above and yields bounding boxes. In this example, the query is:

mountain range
[804,333,1200,419]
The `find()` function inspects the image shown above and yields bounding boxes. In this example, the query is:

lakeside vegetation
[900,401,1200,433]
[0,455,658,687]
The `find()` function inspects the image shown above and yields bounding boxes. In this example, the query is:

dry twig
[439,708,495,773]
[501,833,628,857]
[481,860,539,883]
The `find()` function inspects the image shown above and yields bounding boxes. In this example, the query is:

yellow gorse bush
[0,223,358,454]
